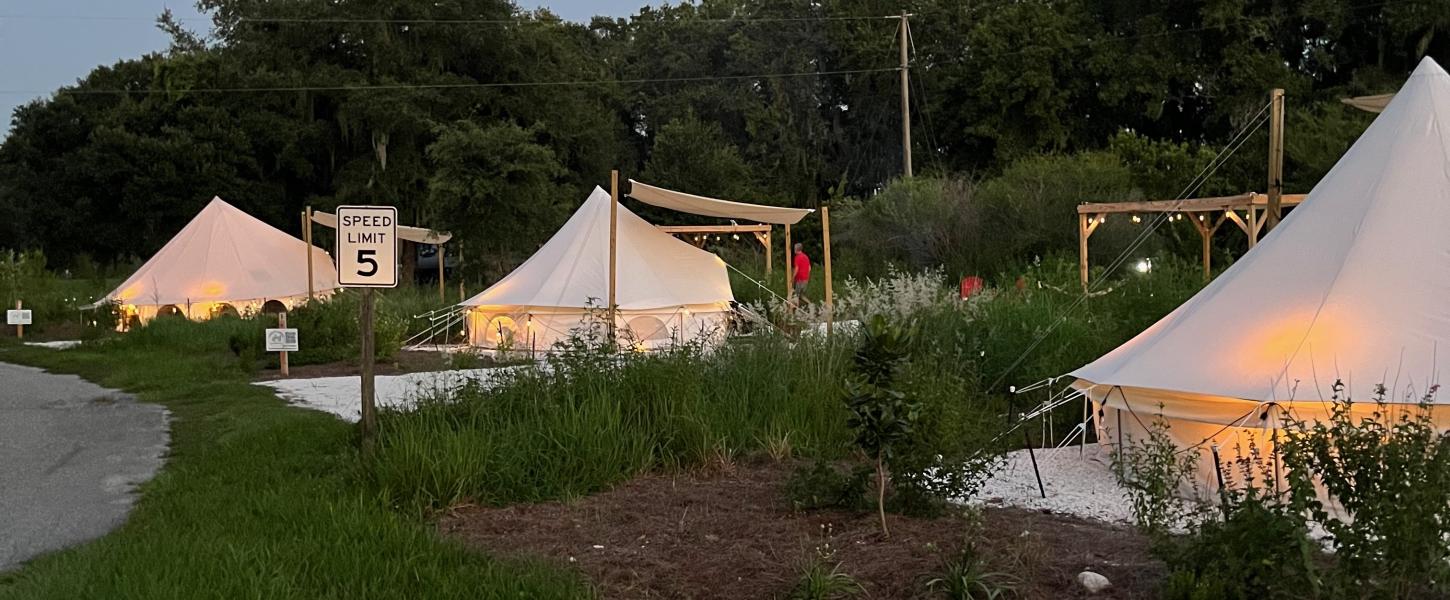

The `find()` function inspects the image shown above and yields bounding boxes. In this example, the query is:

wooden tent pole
[784,223,793,301]
[303,206,315,302]
[1266,88,1286,233]
[822,207,834,336]
[609,170,619,341]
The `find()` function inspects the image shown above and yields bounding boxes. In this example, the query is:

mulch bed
[440,462,1161,599]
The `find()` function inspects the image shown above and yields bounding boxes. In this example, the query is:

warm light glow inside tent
[96,197,340,326]
[1071,57,1450,489]
[460,186,734,351]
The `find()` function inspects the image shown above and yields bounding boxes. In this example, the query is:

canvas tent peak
[95,196,340,324]
[459,186,734,352]
[627,179,814,225]
[1071,55,1450,491]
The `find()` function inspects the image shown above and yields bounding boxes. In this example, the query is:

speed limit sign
[336,205,398,288]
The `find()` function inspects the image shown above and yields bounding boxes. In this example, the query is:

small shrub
[785,460,870,512]
[785,531,862,600]
[1111,413,1199,536]
[926,544,1018,600]
[844,314,921,537]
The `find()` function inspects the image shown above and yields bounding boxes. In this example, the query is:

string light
[1131,215,1142,224]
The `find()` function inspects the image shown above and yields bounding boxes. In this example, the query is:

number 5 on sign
[336,205,398,288]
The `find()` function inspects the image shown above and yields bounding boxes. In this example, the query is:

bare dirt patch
[441,462,1161,599]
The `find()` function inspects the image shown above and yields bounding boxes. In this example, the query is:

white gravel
[256,367,521,422]
[23,340,82,350]
[973,445,1139,525]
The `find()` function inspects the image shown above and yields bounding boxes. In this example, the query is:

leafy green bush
[0,250,116,339]
[784,460,870,512]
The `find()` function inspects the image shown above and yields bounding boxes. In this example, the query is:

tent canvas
[461,186,734,350]
[1072,57,1450,489]
[99,197,340,324]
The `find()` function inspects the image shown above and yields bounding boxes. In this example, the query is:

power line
[0,67,902,97]
[0,13,903,24]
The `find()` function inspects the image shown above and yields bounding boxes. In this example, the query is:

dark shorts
[793,280,808,298]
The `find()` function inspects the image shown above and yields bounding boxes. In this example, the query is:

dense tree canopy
[0,0,1431,279]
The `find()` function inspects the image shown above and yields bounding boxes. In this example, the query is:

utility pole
[1265,88,1285,233]
[899,11,913,178]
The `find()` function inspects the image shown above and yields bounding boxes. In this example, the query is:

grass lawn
[0,338,590,599]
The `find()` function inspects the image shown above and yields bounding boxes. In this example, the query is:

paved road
[0,361,169,571]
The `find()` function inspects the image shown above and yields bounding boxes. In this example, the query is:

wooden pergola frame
[657,224,774,275]
[1077,192,1306,289]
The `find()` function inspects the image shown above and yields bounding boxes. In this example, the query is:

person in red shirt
[792,243,811,303]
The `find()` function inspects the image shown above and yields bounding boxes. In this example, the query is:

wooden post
[1266,88,1285,233]
[1078,214,1090,291]
[1247,201,1259,248]
[899,11,913,178]
[784,223,793,301]
[609,170,619,341]
[278,311,290,377]
[822,207,834,336]
[13,299,22,339]
[303,206,315,302]
[764,230,773,276]
[437,244,446,303]
[1191,215,1213,283]
[359,288,377,453]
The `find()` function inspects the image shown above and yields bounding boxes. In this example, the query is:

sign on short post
[335,204,398,454]
[265,328,299,352]
[6,309,32,326]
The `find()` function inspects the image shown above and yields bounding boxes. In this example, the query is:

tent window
[157,305,185,319]
[211,303,240,319]
[486,316,518,346]
[627,316,670,341]
[261,300,288,315]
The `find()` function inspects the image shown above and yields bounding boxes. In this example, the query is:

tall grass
[368,335,855,512]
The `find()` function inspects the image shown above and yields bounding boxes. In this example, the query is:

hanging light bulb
[732,234,740,241]
[1131,215,1142,224]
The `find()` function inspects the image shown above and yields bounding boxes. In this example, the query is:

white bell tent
[461,186,735,351]
[98,197,340,324]
[1072,57,1450,488]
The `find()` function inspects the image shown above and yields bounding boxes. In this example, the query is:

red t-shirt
[793,252,811,283]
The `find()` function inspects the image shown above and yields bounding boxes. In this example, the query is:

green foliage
[784,537,863,600]
[784,459,871,512]
[0,319,590,599]
[1280,382,1450,598]
[1112,415,1200,536]
[0,251,116,340]
[844,315,921,535]
[926,544,1019,600]
[367,334,854,513]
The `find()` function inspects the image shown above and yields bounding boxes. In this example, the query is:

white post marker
[8,302,32,339]
[265,313,298,377]
[335,205,398,453]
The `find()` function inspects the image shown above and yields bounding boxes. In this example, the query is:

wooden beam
[1266,88,1286,232]
[1076,192,1306,215]
[1079,214,1090,291]
[822,206,834,336]
[784,224,793,301]
[303,207,314,303]
[609,170,619,341]
[656,224,772,234]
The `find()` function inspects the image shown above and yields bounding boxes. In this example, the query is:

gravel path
[974,445,1138,524]
[257,367,522,422]
[0,362,169,571]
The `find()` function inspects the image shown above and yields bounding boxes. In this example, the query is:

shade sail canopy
[1341,93,1394,113]
[310,211,451,244]
[462,186,733,310]
[628,180,813,225]
[101,197,339,307]
[1073,57,1450,421]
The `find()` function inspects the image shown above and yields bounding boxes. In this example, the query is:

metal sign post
[336,205,399,452]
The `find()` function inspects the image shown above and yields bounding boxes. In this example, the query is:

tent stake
[1025,429,1046,499]
[1211,444,1229,519]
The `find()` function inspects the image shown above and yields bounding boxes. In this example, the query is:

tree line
[0,0,1436,280]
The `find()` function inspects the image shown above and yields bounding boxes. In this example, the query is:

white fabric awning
[311,211,452,244]
[1341,93,1394,113]
[627,180,813,225]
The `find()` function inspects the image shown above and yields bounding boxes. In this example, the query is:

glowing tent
[98,197,339,324]
[461,186,734,351]
[1072,57,1450,487]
